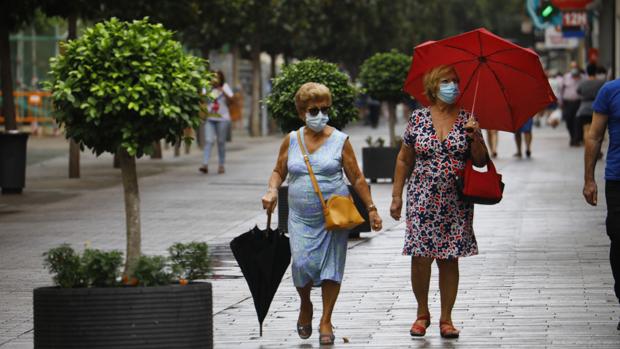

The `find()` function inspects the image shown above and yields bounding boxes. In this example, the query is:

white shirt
[206,83,233,121]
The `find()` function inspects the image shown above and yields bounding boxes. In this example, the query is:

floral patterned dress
[402,107,479,259]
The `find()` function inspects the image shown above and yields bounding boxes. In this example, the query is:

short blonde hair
[294,82,332,115]
[423,65,458,104]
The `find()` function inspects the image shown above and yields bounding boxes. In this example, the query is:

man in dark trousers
[583,77,620,330]
[562,61,585,146]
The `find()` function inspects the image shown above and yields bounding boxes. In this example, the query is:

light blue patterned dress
[287,127,351,288]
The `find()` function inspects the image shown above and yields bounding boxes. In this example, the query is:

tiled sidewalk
[0,119,618,348]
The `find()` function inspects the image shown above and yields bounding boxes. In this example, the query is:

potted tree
[0,1,36,194]
[265,58,370,237]
[358,50,411,182]
[35,242,212,349]
[38,18,213,348]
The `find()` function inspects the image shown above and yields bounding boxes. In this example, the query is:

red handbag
[456,158,504,205]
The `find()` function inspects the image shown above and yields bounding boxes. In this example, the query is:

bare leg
[524,132,532,157]
[486,130,498,158]
[437,259,459,324]
[514,133,522,157]
[296,282,313,326]
[411,257,433,320]
[319,280,341,334]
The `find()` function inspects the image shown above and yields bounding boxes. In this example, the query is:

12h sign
[562,11,588,27]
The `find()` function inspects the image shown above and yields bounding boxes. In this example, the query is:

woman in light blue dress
[262,82,382,345]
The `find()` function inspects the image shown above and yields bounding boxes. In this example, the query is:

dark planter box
[362,146,399,183]
[277,185,371,238]
[34,282,213,349]
[0,132,29,194]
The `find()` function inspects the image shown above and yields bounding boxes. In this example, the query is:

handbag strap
[296,129,328,211]
[466,157,498,174]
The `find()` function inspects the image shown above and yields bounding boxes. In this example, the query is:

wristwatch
[367,204,377,212]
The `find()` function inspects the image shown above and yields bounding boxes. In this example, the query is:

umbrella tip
[260,324,263,337]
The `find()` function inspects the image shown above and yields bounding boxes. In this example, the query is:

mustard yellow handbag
[296,130,365,231]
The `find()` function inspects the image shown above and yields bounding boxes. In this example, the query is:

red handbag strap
[465,158,497,174]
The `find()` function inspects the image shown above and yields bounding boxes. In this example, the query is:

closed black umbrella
[229,214,290,336]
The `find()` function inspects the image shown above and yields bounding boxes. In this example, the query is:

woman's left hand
[464,115,480,137]
[369,211,383,232]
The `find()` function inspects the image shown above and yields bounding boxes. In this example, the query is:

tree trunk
[150,140,162,159]
[388,102,397,147]
[173,140,180,157]
[119,148,141,277]
[269,52,277,80]
[250,42,261,137]
[67,14,80,178]
[113,153,120,168]
[231,45,240,89]
[0,19,17,131]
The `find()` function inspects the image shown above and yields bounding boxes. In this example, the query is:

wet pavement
[0,117,618,348]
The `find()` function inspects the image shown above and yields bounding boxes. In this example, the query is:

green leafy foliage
[359,50,411,103]
[43,246,123,288]
[43,244,86,288]
[168,242,210,281]
[266,58,358,133]
[82,249,123,287]
[47,17,211,157]
[133,255,174,287]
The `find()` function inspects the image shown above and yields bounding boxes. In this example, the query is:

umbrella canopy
[404,28,556,132]
[229,214,290,336]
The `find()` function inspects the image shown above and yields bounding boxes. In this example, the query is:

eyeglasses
[307,106,331,116]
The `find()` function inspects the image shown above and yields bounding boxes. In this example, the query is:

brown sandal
[296,307,313,339]
[409,314,431,337]
[439,320,460,339]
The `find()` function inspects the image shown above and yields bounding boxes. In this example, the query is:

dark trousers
[606,180,620,302]
[562,100,581,144]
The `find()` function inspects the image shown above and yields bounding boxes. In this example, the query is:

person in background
[577,64,606,143]
[487,130,498,158]
[514,117,533,158]
[390,65,488,339]
[583,77,620,331]
[199,70,233,174]
[561,61,585,146]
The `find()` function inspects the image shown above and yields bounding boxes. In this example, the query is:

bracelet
[367,204,377,212]
[267,187,278,193]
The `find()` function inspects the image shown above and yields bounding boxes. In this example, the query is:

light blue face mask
[437,81,460,104]
[305,112,329,132]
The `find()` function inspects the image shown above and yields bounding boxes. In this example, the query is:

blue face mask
[437,82,460,104]
[305,112,329,132]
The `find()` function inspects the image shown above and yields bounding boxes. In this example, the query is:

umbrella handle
[266,212,272,230]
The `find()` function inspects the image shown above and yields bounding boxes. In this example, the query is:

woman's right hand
[390,196,403,220]
[261,190,278,214]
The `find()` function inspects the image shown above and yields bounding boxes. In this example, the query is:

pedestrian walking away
[391,65,489,339]
[582,77,620,331]
[261,82,382,345]
[487,129,498,158]
[577,64,606,145]
[561,61,585,146]
[199,70,233,175]
[514,117,534,158]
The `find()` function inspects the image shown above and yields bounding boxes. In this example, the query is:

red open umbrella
[404,28,556,132]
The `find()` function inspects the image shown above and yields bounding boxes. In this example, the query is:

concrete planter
[34,282,213,349]
[277,184,371,238]
[0,132,29,194]
[362,146,399,183]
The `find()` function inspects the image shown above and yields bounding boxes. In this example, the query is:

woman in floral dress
[390,65,489,339]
